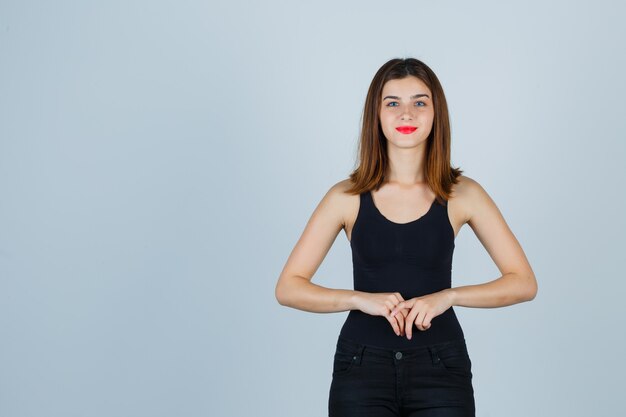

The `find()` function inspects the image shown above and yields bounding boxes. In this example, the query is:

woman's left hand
[390,290,454,340]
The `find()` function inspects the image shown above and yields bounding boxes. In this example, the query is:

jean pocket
[434,341,472,376]
[332,352,356,376]
[332,341,362,377]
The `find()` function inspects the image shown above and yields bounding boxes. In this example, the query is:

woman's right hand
[354,292,408,337]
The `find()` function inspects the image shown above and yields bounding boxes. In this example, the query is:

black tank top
[338,190,465,348]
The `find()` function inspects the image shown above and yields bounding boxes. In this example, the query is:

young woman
[275,57,537,417]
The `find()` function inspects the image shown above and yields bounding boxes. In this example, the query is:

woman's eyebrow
[383,93,430,100]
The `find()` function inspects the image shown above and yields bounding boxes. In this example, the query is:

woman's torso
[339,186,466,349]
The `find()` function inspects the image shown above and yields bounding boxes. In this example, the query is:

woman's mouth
[395,126,417,134]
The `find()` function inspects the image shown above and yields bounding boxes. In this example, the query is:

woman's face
[379,76,434,149]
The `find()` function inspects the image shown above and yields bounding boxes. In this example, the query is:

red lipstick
[395,126,417,134]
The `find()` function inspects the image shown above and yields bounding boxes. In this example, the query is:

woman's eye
[386,101,426,107]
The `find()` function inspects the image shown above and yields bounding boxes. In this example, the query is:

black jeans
[328,336,476,417]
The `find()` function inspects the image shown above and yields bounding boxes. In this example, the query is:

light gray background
[1,1,624,416]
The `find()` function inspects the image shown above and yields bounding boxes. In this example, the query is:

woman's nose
[400,106,414,119]
[402,105,413,119]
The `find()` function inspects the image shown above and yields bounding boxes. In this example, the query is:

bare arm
[275,181,361,313]
[445,177,538,308]
[277,276,364,313]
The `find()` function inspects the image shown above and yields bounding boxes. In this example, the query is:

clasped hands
[357,290,453,340]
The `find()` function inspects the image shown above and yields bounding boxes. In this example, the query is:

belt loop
[354,345,365,365]
[428,346,440,365]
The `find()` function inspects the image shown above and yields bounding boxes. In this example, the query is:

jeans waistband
[337,335,467,361]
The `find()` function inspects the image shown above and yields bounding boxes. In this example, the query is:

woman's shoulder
[324,178,359,197]
[451,174,488,201]
[324,178,360,229]
[451,174,496,224]
[453,174,478,193]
